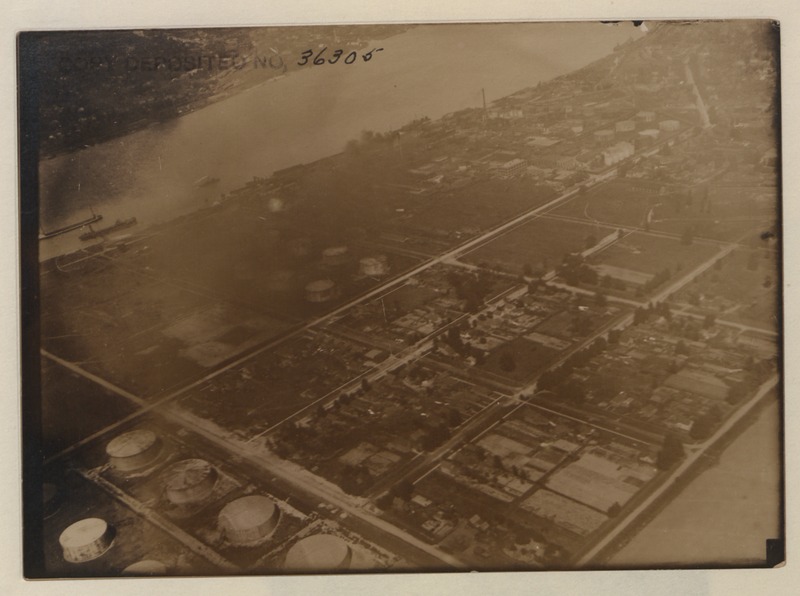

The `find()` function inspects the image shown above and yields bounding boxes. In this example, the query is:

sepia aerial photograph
[19,19,782,578]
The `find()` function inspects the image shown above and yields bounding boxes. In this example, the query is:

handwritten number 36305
[297,47,384,66]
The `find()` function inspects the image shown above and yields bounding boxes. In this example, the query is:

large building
[496,158,527,179]
[594,129,615,144]
[602,141,635,166]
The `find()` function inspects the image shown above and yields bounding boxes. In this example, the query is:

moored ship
[79,217,138,241]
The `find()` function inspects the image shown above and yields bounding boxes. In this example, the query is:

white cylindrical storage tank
[106,429,161,472]
[218,495,280,547]
[284,534,352,571]
[322,245,349,266]
[59,518,115,563]
[163,459,218,505]
[305,279,336,303]
[359,257,388,277]
[122,559,168,575]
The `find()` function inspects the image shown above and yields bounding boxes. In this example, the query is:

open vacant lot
[589,232,719,277]
[553,180,776,243]
[552,181,655,229]
[461,217,599,275]
[673,247,778,330]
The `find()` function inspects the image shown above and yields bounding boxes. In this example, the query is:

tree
[690,410,719,440]
[657,433,685,470]
[499,350,517,372]
[681,226,694,246]
[703,313,716,328]
[595,292,608,307]
[361,378,371,392]
[390,479,415,502]
[557,379,585,403]
[447,408,463,428]
[376,492,394,510]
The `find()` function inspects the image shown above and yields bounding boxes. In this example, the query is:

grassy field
[401,178,556,237]
[674,248,779,329]
[552,181,776,243]
[461,217,599,275]
[552,181,654,229]
[590,232,719,277]
[649,185,777,242]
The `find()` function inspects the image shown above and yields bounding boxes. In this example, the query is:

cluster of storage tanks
[56,428,353,572]
[304,248,388,303]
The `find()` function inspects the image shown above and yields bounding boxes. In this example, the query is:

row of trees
[537,336,611,393]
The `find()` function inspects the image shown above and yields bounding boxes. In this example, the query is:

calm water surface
[39,23,640,259]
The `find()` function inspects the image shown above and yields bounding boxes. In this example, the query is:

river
[609,400,781,567]
[38,22,641,260]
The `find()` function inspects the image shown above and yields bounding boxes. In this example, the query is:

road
[158,403,470,570]
[685,57,712,129]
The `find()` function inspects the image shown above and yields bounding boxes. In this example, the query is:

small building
[615,120,636,133]
[555,155,578,170]
[638,129,661,141]
[659,119,681,132]
[488,108,524,120]
[594,129,615,143]
[636,110,656,122]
